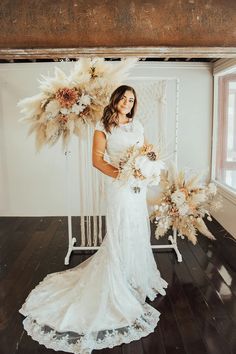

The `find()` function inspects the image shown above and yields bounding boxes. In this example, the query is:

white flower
[149,175,161,186]
[79,93,91,106]
[134,156,144,169]
[135,156,164,178]
[60,107,70,115]
[178,203,189,216]
[71,103,84,114]
[159,204,169,213]
[171,190,186,207]
[45,99,60,117]
[153,160,165,173]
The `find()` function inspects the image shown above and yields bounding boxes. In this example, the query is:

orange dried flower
[140,144,153,155]
[58,115,68,124]
[56,87,79,108]
[79,106,90,116]
[134,169,145,180]
[179,187,188,198]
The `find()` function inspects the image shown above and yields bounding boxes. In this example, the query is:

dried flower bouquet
[150,164,222,244]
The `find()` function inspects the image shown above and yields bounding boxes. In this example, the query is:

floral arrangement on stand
[150,163,222,244]
[117,143,165,193]
[17,57,138,151]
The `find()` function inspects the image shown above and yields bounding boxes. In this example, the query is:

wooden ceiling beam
[0,47,236,60]
[1,1,236,51]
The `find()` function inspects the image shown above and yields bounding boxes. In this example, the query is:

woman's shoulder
[95,120,109,137]
[95,120,109,132]
[95,120,105,130]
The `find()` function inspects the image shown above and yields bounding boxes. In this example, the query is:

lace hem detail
[19,260,168,318]
[22,303,160,354]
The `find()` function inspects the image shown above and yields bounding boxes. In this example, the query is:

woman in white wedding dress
[19,85,168,354]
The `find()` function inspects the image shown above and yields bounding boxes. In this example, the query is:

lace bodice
[95,119,144,168]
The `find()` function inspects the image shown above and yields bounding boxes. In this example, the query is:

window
[215,74,236,192]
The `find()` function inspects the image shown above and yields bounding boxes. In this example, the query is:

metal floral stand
[150,78,183,262]
[151,228,183,262]
[64,145,101,266]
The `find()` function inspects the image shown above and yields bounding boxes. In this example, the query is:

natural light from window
[215,74,236,192]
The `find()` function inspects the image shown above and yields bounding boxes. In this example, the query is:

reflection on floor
[0,216,235,354]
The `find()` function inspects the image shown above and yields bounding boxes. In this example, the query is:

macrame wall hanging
[75,79,170,252]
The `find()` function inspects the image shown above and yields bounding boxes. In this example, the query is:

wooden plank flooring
[0,217,235,354]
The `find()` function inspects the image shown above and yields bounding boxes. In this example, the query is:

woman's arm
[92,130,119,179]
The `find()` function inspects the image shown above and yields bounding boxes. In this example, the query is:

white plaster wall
[0,61,213,216]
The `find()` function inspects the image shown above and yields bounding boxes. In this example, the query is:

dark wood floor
[0,216,235,354]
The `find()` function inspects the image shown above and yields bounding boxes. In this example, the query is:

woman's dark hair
[101,85,137,133]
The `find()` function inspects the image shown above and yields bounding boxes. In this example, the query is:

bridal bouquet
[117,143,165,193]
[150,165,222,244]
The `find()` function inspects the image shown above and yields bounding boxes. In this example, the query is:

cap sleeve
[135,119,144,133]
[95,120,108,137]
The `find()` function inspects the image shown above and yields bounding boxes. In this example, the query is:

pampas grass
[150,162,222,245]
[18,57,139,152]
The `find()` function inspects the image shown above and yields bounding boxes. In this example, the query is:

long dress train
[19,119,168,354]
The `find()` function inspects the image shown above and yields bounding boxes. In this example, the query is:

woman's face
[116,90,135,115]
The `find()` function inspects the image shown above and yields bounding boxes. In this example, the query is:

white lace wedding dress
[19,118,168,354]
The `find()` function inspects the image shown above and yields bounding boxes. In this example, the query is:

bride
[19,85,168,354]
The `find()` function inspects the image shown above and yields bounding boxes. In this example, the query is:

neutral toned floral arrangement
[150,163,222,244]
[17,58,138,151]
[117,143,165,193]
